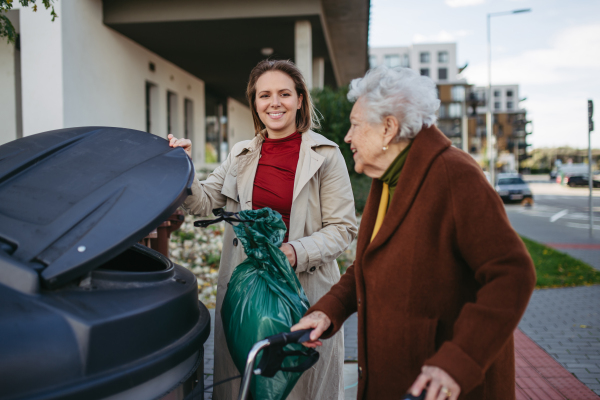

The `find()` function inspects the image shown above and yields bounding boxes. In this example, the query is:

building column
[295,20,312,89]
[312,57,324,90]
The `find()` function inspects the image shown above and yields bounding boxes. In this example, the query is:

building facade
[370,43,531,172]
[0,0,369,167]
[370,43,459,83]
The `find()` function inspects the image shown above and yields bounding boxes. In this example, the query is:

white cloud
[413,29,473,43]
[463,24,600,86]
[445,0,485,7]
[462,24,600,148]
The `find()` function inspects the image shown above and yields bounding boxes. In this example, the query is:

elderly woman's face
[344,98,388,178]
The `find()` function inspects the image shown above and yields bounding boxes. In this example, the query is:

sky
[368,0,600,149]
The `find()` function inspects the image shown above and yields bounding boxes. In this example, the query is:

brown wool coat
[308,126,536,400]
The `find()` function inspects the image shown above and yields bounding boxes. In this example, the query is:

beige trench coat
[181,130,358,400]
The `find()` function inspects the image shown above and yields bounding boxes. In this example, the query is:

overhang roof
[103,0,369,103]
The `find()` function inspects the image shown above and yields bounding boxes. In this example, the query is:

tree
[1,0,57,44]
[312,86,372,212]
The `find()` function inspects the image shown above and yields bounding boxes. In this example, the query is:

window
[448,103,462,118]
[384,54,401,68]
[401,54,410,67]
[507,101,513,110]
[438,104,447,118]
[494,101,501,110]
[451,86,465,101]
[167,91,179,136]
[438,68,448,80]
[369,55,378,69]
[498,178,525,185]
[494,90,501,97]
[420,68,430,77]
[145,82,158,134]
[184,99,193,140]
[438,51,449,63]
[420,52,430,63]
[506,90,513,97]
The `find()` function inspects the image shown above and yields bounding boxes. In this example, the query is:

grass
[520,236,600,288]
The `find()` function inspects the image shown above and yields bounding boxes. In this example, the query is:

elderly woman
[168,59,357,400]
[292,66,536,400]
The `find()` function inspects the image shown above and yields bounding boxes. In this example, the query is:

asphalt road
[504,182,600,270]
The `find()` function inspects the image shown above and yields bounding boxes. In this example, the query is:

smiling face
[255,71,303,139]
[345,98,389,178]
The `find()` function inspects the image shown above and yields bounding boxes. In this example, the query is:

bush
[312,86,374,213]
[312,86,354,176]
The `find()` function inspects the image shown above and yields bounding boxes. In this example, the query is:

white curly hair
[347,66,440,140]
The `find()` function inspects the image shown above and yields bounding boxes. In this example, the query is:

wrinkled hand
[290,311,331,348]
[279,243,296,268]
[168,134,192,159]
[410,366,460,400]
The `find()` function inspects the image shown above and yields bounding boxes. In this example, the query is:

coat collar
[232,130,339,212]
[233,130,337,157]
[360,125,452,258]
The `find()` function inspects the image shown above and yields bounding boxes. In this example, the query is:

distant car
[564,175,600,188]
[495,173,533,203]
[549,170,557,181]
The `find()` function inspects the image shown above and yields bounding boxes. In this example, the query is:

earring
[382,146,388,151]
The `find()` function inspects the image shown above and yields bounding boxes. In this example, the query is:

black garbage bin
[0,127,211,400]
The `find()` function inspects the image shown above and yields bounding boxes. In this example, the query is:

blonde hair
[246,59,320,135]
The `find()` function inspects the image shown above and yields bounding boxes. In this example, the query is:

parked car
[564,175,600,188]
[495,173,533,204]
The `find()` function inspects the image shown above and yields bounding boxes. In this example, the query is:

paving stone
[518,285,600,394]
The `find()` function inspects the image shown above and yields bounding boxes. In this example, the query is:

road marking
[565,222,600,230]
[550,209,569,222]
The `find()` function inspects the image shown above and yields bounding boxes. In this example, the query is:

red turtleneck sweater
[252,131,302,243]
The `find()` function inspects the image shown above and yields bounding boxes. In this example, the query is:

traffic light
[589,100,594,132]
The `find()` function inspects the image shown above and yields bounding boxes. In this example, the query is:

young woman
[168,59,357,400]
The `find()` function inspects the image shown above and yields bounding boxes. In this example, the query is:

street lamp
[487,8,531,184]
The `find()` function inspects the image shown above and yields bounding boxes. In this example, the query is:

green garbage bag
[221,208,311,400]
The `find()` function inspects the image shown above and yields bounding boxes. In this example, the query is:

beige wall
[227,97,255,146]
[0,35,17,145]
[61,0,206,166]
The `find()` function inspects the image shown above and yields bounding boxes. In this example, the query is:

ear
[382,115,400,146]
[297,93,303,110]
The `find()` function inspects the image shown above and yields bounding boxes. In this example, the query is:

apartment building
[369,43,460,83]
[0,0,370,167]
[469,84,529,170]
[369,43,531,171]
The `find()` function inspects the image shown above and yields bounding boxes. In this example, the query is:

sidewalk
[205,287,600,399]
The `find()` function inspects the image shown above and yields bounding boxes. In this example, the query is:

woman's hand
[290,311,331,348]
[279,243,296,268]
[410,366,460,400]
[168,134,192,159]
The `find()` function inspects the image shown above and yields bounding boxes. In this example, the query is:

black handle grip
[402,390,426,400]
[285,329,313,344]
[267,329,314,346]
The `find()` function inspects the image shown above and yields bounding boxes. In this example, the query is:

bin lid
[0,127,194,288]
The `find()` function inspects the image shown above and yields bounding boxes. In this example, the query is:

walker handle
[267,329,314,346]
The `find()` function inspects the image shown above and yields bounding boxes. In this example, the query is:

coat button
[358,366,363,379]
[233,238,238,247]
[358,298,361,306]
[309,266,316,272]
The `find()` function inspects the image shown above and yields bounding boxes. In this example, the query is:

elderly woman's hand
[290,311,331,348]
[410,366,460,400]
[168,134,192,159]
